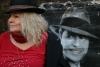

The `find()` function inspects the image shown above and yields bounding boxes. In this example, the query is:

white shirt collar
[69,62,80,67]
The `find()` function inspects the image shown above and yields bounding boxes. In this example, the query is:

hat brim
[5,8,45,14]
[49,25,99,39]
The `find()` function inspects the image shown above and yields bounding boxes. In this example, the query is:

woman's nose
[73,36,81,47]
[8,16,14,23]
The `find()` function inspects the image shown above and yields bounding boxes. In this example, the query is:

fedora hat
[50,7,99,39]
[5,0,45,14]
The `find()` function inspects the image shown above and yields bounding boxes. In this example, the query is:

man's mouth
[64,48,84,53]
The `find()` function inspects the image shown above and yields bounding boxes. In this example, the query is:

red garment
[0,32,48,67]
[10,32,27,43]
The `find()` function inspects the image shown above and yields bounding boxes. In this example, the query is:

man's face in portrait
[59,29,89,62]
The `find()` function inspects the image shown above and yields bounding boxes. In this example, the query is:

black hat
[5,0,45,14]
[50,7,99,39]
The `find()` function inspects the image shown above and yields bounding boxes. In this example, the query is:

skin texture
[8,12,22,35]
[59,30,89,62]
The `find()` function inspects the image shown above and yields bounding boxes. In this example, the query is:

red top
[0,32,48,67]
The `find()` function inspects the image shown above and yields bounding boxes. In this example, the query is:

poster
[40,1,100,67]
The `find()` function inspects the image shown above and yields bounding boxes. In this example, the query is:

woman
[50,7,99,67]
[0,0,68,67]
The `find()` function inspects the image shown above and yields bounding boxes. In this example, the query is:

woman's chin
[9,30,21,34]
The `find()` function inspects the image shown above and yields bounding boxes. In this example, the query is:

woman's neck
[10,32,27,43]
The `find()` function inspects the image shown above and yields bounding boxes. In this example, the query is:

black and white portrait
[49,7,100,67]
[39,1,100,67]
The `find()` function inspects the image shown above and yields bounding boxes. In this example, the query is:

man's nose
[73,36,81,47]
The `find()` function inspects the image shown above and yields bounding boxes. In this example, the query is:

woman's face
[60,30,89,62]
[8,12,21,34]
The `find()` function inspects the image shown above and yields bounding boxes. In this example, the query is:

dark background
[0,0,100,67]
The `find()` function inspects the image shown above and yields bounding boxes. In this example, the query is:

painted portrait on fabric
[39,1,100,67]
[49,7,100,67]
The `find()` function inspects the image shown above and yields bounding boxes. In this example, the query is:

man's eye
[81,37,85,39]
[67,34,73,38]
[80,36,87,39]
[80,37,88,42]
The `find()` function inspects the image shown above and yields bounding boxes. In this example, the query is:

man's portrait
[50,7,100,67]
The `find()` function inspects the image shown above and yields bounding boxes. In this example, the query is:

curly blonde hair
[20,12,48,46]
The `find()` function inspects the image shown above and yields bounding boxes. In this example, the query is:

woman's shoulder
[0,31,10,39]
[43,31,48,38]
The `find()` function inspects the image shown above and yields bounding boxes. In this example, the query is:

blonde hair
[20,12,48,46]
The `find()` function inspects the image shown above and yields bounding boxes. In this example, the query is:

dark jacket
[45,31,70,67]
